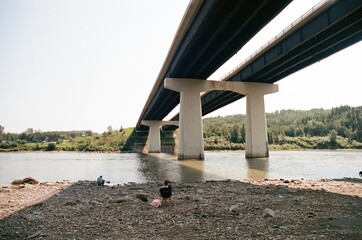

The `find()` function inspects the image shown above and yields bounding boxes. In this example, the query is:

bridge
[136,0,362,159]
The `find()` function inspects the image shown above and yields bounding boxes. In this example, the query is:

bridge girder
[164,0,362,131]
[137,0,292,130]
[199,0,362,116]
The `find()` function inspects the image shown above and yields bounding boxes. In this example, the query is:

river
[0,150,361,186]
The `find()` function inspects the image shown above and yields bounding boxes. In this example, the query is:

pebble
[262,208,276,218]
[229,204,242,215]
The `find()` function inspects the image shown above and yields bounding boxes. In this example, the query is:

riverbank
[1,178,361,239]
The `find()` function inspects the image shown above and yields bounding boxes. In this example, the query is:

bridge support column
[141,121,161,153]
[142,120,179,153]
[165,78,278,159]
[244,85,277,158]
[164,79,206,159]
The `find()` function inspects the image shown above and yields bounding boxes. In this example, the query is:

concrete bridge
[137,0,362,159]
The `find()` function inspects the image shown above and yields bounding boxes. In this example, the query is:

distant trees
[0,125,4,135]
[229,124,245,143]
[46,143,56,151]
[0,127,135,152]
[304,120,326,136]
[1,130,92,144]
[1,105,361,152]
[203,105,362,149]
[329,130,338,148]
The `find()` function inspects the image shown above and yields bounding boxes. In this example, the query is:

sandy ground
[0,178,362,239]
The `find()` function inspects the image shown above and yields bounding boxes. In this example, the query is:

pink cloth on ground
[149,199,162,207]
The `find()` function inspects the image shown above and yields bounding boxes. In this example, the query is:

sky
[0,0,361,133]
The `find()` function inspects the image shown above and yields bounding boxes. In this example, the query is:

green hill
[1,105,361,152]
[203,105,362,150]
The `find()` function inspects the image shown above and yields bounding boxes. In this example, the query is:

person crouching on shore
[97,175,110,186]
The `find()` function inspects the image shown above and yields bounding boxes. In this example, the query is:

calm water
[0,151,361,186]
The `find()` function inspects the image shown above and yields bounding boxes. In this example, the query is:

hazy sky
[1,0,361,133]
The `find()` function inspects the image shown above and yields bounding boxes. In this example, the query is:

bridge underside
[198,0,362,117]
[163,0,362,130]
[137,0,292,131]
[138,1,361,159]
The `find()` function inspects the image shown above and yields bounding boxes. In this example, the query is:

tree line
[1,105,362,152]
[0,127,131,152]
[203,105,362,150]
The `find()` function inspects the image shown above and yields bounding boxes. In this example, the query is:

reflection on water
[0,150,361,186]
[138,153,180,182]
[245,157,269,180]
[138,154,205,183]
[178,160,205,182]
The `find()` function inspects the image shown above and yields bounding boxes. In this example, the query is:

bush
[0,141,18,149]
[46,143,56,151]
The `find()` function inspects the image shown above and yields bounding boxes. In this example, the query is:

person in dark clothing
[159,180,172,203]
[97,175,105,186]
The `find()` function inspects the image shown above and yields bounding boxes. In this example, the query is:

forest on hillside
[203,105,362,150]
[1,105,362,152]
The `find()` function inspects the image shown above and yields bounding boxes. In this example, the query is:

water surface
[0,150,361,186]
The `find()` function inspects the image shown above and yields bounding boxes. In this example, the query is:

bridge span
[136,0,292,131]
[199,0,362,116]
[137,0,362,159]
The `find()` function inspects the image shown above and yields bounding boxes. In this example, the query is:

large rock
[229,204,242,215]
[12,177,39,185]
[262,208,275,218]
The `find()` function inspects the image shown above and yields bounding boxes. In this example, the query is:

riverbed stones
[135,193,149,202]
[21,212,44,221]
[1,178,362,239]
[196,189,205,194]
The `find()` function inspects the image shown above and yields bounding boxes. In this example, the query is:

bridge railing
[219,0,335,82]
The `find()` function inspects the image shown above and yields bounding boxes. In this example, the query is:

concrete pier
[141,120,179,153]
[164,79,205,159]
[164,78,278,159]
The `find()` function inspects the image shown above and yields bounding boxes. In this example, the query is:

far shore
[1,148,362,153]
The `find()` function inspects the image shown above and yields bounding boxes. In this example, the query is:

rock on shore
[0,178,361,239]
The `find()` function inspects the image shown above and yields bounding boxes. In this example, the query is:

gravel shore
[1,178,362,239]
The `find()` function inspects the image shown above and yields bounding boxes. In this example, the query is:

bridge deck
[136,0,292,130]
[165,0,362,128]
